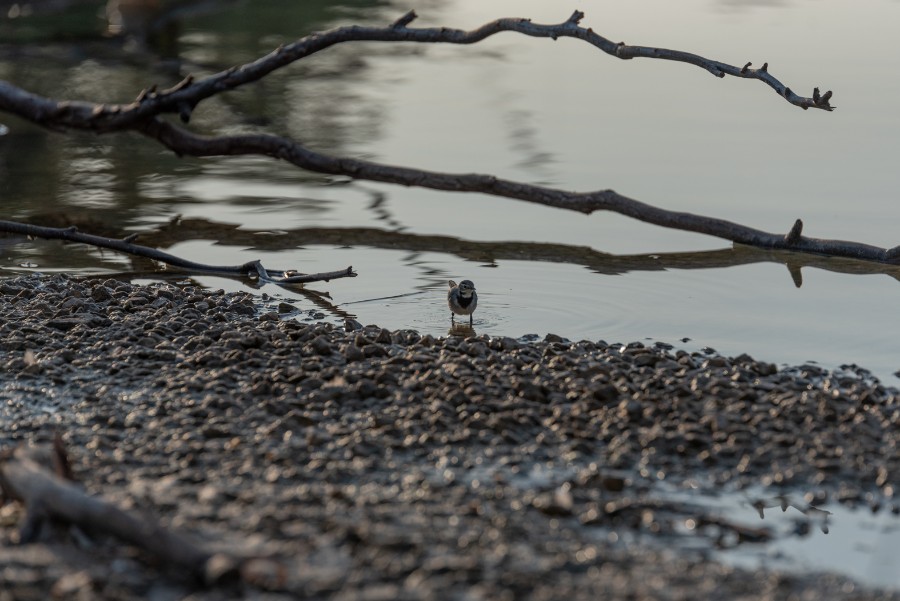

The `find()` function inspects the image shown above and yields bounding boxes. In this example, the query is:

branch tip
[135,85,157,103]
[741,62,751,74]
[567,10,585,25]
[391,10,417,28]
[784,219,803,245]
[165,74,194,95]
[760,62,768,72]
[886,246,900,261]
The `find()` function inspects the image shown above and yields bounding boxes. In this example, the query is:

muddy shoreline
[1,274,898,600]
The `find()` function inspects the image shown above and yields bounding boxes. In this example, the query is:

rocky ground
[0,273,898,600]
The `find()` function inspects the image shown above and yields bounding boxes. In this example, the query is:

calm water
[2,0,900,589]
[1,0,899,384]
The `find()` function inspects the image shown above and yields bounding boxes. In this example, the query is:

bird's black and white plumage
[447,279,477,325]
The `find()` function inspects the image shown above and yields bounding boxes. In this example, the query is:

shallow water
[425,448,900,591]
[662,484,900,590]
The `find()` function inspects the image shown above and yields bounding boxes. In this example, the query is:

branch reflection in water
[141,216,900,286]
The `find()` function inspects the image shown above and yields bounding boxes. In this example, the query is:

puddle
[422,452,900,590]
[660,484,900,590]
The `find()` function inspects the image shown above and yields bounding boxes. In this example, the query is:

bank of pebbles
[0,274,898,600]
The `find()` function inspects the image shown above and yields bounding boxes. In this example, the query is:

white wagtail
[447,279,477,325]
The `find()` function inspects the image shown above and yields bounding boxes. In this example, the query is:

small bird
[447,279,477,325]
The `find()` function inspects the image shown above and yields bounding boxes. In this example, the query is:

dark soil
[1,274,898,600]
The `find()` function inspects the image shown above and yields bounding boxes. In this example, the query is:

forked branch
[0,10,878,267]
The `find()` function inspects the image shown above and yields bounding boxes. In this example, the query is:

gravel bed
[0,274,898,600]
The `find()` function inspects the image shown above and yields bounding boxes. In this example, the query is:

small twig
[784,219,803,245]
[391,10,417,29]
[0,220,358,285]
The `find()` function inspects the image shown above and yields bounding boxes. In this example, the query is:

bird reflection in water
[448,323,476,337]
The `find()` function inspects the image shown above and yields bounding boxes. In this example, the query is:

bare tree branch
[0,9,832,130]
[1,10,874,268]
[0,220,357,285]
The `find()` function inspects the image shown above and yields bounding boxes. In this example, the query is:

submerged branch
[0,220,356,285]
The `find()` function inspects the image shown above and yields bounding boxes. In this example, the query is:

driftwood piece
[0,439,284,587]
[0,220,357,285]
[0,440,210,576]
